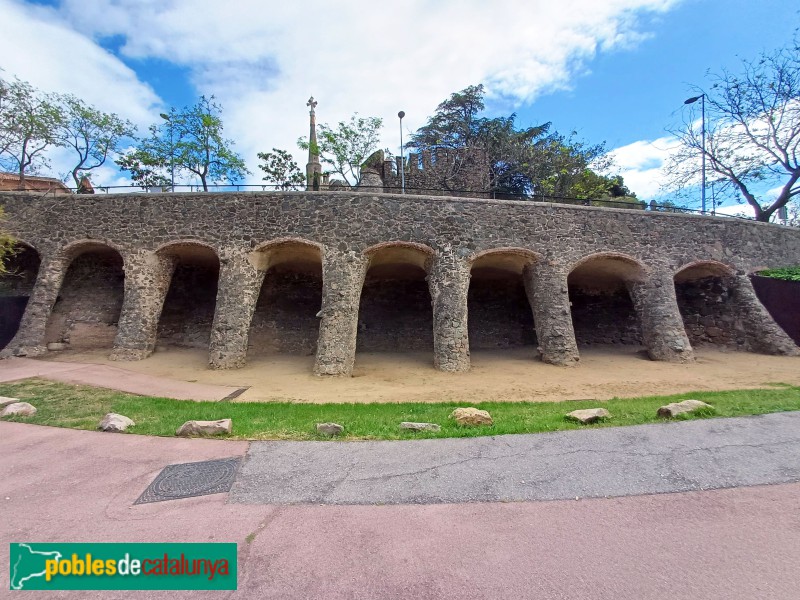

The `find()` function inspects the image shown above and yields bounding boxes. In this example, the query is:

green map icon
[10,543,63,590]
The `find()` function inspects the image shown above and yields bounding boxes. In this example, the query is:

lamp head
[398,111,405,119]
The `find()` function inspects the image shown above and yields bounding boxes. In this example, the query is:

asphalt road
[231,411,800,504]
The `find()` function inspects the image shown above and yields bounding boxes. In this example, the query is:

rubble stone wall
[1,190,799,373]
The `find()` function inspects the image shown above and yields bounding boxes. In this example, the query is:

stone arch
[674,259,736,282]
[0,241,42,350]
[46,240,125,351]
[247,239,324,356]
[357,241,436,356]
[254,236,323,255]
[155,239,220,258]
[469,247,542,270]
[467,248,542,352]
[363,241,435,273]
[62,238,126,262]
[155,241,221,350]
[567,252,648,348]
[568,252,648,285]
[673,259,741,349]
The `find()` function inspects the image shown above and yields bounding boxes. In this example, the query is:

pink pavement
[0,357,241,401]
[2,421,800,599]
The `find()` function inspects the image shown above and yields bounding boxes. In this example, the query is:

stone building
[361,148,490,198]
[0,190,798,375]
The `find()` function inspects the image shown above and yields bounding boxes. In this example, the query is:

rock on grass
[176,419,232,436]
[1,402,37,417]
[566,408,611,424]
[450,408,493,426]
[657,400,713,418]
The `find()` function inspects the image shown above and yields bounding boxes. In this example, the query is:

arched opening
[248,241,323,356]
[674,261,741,348]
[45,242,125,350]
[156,242,220,349]
[0,243,41,349]
[567,253,645,348]
[468,250,538,351]
[357,243,433,354]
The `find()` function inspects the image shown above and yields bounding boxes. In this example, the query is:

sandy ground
[44,344,800,403]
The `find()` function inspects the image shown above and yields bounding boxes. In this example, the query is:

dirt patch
[43,345,800,404]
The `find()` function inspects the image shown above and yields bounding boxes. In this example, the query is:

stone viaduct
[0,191,798,375]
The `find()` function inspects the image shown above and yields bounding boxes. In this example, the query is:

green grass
[2,378,800,441]
[758,265,800,281]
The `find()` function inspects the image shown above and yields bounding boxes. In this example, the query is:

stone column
[313,248,369,376]
[110,251,177,361]
[628,270,694,363]
[208,250,267,369]
[0,252,67,357]
[427,248,471,372]
[523,261,579,366]
[732,274,799,355]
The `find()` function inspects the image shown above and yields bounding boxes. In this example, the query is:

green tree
[666,35,800,222]
[257,148,306,190]
[115,147,171,190]
[0,77,63,188]
[568,171,644,209]
[298,113,382,185]
[0,206,15,276]
[57,94,135,188]
[118,96,249,191]
[409,85,618,199]
[171,96,250,191]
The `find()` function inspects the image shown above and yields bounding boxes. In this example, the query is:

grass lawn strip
[1,378,799,441]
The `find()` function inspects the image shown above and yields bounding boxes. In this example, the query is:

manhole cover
[135,457,241,505]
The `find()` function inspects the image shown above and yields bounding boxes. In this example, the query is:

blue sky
[1,0,797,214]
[515,0,798,149]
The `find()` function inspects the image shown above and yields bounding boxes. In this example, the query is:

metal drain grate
[135,457,242,505]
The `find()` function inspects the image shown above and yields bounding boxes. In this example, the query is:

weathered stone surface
[566,408,611,424]
[399,422,441,432]
[316,422,344,435]
[450,407,493,426]
[657,399,713,418]
[1,190,798,373]
[629,271,694,363]
[47,342,66,351]
[0,396,20,408]
[98,413,135,432]
[524,261,579,366]
[1,402,37,417]
[175,418,232,437]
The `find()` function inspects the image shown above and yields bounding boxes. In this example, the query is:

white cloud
[606,135,680,199]
[47,0,680,184]
[0,0,161,128]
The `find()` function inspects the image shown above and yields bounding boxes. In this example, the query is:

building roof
[0,172,72,193]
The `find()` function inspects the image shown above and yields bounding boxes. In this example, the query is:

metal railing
[3,182,747,219]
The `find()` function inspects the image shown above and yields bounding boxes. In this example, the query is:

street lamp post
[159,112,175,192]
[398,111,406,194]
[684,94,706,213]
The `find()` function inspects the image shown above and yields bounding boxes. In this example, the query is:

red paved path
[0,357,241,400]
[2,421,798,599]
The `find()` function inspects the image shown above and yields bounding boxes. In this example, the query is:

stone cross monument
[306,96,322,191]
